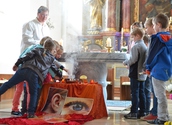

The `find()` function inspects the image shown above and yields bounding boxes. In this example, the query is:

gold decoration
[105,28,116,32]
[82,40,91,52]
[134,0,139,22]
[87,30,100,35]
[83,40,92,46]
[95,39,103,47]
[123,28,130,32]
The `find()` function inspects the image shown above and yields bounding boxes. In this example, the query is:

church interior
[0,0,172,124]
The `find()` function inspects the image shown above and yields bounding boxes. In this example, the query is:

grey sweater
[123,39,147,81]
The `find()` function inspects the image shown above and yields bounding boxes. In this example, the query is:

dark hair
[43,39,56,52]
[43,39,56,56]
[153,13,169,29]
[143,35,150,44]
[132,22,143,28]
[39,36,52,46]
[37,6,49,13]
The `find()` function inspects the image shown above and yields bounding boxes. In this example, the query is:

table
[37,82,108,119]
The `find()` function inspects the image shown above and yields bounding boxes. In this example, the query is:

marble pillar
[59,52,126,104]
[106,0,116,31]
[122,0,130,32]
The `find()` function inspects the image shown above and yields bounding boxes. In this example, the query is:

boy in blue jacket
[146,13,172,124]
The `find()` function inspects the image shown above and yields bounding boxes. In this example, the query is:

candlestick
[106,37,112,47]
[106,46,112,53]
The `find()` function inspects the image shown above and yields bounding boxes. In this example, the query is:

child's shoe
[11,111,22,116]
[140,113,157,121]
[124,112,137,119]
[27,113,35,118]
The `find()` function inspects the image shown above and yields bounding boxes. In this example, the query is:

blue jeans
[145,77,152,114]
[21,84,41,114]
[150,77,158,116]
[130,78,146,114]
[0,68,40,115]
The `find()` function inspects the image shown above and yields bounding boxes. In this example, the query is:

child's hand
[145,70,151,77]
[13,65,18,71]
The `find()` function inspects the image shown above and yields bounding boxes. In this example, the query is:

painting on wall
[139,0,171,23]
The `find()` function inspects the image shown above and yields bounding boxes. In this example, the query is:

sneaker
[140,113,157,121]
[11,111,22,116]
[137,112,147,119]
[124,112,137,119]
[27,113,35,118]
[147,118,166,125]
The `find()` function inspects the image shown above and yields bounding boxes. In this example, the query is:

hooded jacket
[15,47,55,82]
[146,32,172,81]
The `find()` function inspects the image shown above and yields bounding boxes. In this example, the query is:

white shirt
[20,18,50,54]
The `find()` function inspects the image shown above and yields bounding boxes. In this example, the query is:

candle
[106,37,112,47]
[121,28,124,42]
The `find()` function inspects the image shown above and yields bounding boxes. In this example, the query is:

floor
[0,99,171,125]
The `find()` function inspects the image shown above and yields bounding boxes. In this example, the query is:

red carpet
[0,112,94,125]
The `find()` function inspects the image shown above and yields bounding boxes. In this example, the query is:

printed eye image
[61,97,94,115]
[64,101,89,113]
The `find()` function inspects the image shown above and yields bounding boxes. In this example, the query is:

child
[11,36,53,116]
[123,28,147,119]
[21,42,69,115]
[128,22,143,53]
[143,35,152,116]
[141,18,158,121]
[48,44,69,81]
[146,13,172,124]
[0,39,57,118]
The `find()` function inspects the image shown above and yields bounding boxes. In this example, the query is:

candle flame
[59,38,63,46]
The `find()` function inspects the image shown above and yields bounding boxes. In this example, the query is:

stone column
[106,0,116,32]
[122,0,130,32]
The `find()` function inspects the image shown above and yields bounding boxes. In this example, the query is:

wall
[0,0,30,74]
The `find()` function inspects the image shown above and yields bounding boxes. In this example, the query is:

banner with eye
[61,97,94,115]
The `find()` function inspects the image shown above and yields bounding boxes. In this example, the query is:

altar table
[37,82,108,119]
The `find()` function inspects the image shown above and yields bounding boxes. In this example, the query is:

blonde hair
[131,28,145,38]
[53,40,60,51]
[43,39,56,56]
[57,45,63,55]
[39,36,52,46]
[144,18,153,27]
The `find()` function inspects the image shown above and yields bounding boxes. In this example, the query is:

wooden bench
[119,76,171,100]
[120,76,131,100]
[0,74,15,101]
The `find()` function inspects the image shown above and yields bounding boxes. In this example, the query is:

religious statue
[85,0,106,30]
